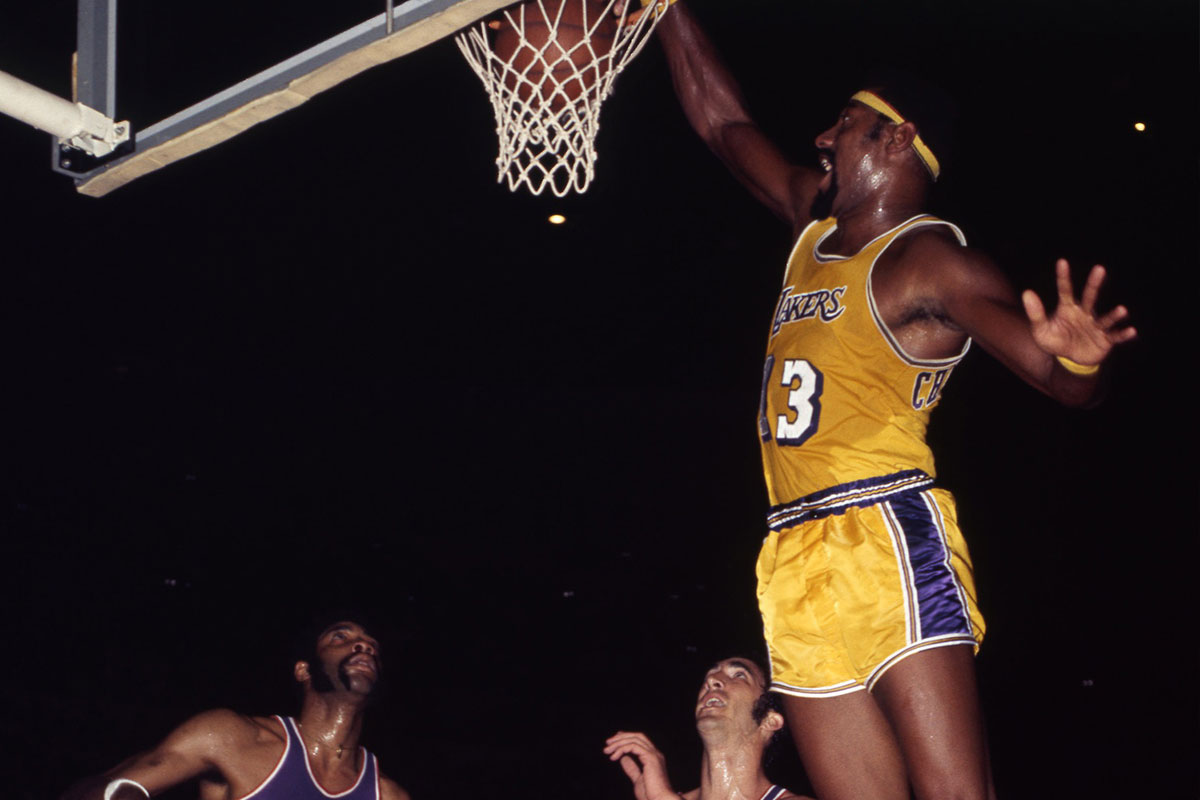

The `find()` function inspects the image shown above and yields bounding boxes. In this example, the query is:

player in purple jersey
[61,619,408,800]
[605,657,812,800]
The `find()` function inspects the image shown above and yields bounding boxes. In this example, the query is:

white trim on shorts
[864,634,979,692]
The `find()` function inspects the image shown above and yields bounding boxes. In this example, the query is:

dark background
[2,0,1196,797]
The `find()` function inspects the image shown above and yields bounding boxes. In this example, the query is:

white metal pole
[0,70,127,155]
[0,70,94,139]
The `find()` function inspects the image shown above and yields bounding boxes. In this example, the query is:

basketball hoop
[456,0,667,197]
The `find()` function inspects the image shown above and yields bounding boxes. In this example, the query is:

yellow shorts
[757,474,985,697]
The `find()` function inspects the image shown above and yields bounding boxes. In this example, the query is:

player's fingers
[618,754,644,781]
[1079,264,1107,313]
[604,737,651,756]
[1021,289,1048,326]
[1109,325,1138,343]
[1096,304,1129,330]
[605,742,632,759]
[607,742,654,765]
[1054,258,1076,303]
[620,5,647,25]
[603,738,631,754]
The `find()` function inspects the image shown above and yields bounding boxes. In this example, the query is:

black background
[2,0,1196,797]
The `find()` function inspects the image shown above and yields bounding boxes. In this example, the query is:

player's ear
[294,660,311,684]
[761,710,785,734]
[888,121,918,153]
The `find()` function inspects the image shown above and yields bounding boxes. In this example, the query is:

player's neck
[830,185,927,254]
[697,741,770,800]
[296,693,367,766]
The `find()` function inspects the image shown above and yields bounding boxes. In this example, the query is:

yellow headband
[850,90,941,181]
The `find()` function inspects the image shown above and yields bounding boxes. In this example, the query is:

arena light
[548,214,566,225]
[1134,122,1146,132]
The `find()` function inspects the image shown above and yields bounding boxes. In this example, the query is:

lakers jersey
[758,215,969,508]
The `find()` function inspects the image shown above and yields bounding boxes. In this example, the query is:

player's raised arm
[59,710,254,800]
[653,4,821,229]
[924,239,1136,407]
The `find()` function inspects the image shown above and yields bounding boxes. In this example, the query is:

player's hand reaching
[604,731,678,800]
[613,0,672,26]
[1021,259,1137,370]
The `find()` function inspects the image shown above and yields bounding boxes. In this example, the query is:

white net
[456,0,666,197]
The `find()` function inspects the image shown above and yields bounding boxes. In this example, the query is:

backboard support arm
[58,0,513,197]
[76,0,118,117]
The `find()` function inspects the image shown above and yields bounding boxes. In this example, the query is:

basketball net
[456,1,666,197]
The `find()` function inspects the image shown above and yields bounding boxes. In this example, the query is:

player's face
[311,621,382,695]
[695,658,767,727]
[813,102,891,216]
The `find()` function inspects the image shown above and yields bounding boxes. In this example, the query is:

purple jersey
[243,716,380,799]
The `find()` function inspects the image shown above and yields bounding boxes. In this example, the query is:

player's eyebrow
[725,660,759,679]
[321,622,359,638]
[322,623,381,651]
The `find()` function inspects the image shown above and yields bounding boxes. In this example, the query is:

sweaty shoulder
[166,710,282,761]
[891,224,966,266]
[890,226,1006,299]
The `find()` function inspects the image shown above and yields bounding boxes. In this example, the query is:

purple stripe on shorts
[887,490,971,640]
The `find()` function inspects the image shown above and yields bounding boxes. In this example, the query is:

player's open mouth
[699,693,726,709]
[817,153,835,192]
[346,655,378,674]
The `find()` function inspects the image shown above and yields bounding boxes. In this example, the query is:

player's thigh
[871,644,992,800]
[781,691,908,800]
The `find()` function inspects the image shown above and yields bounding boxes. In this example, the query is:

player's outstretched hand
[1021,259,1137,369]
[604,731,677,800]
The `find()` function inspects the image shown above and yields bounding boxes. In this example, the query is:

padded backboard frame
[61,0,514,197]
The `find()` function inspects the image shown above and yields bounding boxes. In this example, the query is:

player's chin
[339,668,380,694]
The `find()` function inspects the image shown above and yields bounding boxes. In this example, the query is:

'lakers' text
[771,286,846,335]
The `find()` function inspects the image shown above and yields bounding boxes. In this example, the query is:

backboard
[4,0,514,196]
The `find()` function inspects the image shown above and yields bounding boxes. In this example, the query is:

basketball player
[605,657,810,800]
[649,5,1137,799]
[60,619,409,800]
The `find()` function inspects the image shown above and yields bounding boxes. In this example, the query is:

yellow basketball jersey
[758,215,969,506]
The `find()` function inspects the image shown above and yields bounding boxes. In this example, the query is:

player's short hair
[753,687,790,766]
[717,655,789,759]
[859,68,958,179]
[731,656,789,764]
[750,682,782,725]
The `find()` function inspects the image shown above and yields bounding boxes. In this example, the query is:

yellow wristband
[1056,355,1100,376]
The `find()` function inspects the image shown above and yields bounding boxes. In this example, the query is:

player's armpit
[928,244,1104,406]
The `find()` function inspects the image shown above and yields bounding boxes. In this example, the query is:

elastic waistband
[766,470,934,531]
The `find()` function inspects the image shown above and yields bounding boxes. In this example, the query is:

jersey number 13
[758,355,824,446]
